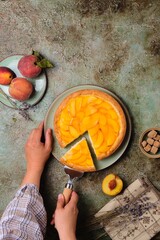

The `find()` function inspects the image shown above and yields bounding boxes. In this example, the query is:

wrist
[21,170,42,189]
[26,167,43,176]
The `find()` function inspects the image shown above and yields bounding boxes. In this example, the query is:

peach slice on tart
[60,138,96,172]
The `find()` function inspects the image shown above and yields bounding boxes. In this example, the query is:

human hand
[51,191,79,240]
[21,121,53,188]
[25,121,53,174]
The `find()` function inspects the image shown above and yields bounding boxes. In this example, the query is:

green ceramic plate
[0,55,47,109]
[44,85,132,171]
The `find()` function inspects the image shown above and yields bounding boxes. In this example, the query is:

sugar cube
[154,135,160,141]
[144,144,151,152]
[153,141,160,148]
[147,138,154,145]
[151,146,158,154]
[141,141,147,148]
[147,130,157,138]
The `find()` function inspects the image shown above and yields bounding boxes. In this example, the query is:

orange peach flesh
[102,174,123,196]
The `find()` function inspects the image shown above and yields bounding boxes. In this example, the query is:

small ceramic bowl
[139,128,160,159]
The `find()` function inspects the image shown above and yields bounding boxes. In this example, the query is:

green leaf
[36,58,54,68]
[32,50,42,59]
[32,50,54,68]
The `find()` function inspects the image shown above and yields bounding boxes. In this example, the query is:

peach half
[102,173,123,196]
[9,77,33,101]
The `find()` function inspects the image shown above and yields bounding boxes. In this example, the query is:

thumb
[68,191,79,207]
[69,191,79,205]
[56,194,65,209]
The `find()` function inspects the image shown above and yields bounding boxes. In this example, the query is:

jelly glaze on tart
[60,138,96,172]
[54,89,126,162]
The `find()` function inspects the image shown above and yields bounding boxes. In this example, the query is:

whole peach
[9,77,33,101]
[18,55,42,78]
[0,66,16,85]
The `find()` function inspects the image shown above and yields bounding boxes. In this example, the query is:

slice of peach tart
[60,138,96,172]
[54,89,126,166]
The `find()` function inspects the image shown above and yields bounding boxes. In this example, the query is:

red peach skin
[18,55,41,78]
[9,77,33,101]
[0,66,16,85]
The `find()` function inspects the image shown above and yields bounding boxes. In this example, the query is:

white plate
[44,85,132,171]
[0,55,47,109]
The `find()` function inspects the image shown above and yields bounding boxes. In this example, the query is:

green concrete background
[0,0,160,239]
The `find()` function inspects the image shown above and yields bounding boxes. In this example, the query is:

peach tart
[60,138,96,172]
[54,89,126,170]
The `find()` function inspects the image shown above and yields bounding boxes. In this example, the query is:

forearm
[21,169,42,189]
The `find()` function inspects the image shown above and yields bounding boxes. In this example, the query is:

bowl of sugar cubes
[139,128,160,158]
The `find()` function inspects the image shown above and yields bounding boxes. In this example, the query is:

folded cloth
[95,177,160,240]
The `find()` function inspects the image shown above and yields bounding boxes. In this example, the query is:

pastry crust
[54,89,126,162]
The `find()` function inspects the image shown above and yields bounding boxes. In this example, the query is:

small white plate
[0,55,47,109]
[45,85,132,171]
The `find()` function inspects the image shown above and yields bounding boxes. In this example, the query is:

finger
[27,128,36,141]
[56,194,65,209]
[38,121,44,130]
[50,213,55,225]
[45,128,53,151]
[37,121,44,139]
[27,122,44,142]
[33,121,44,142]
[69,191,79,205]
[50,218,55,225]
